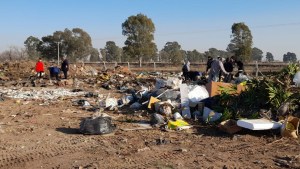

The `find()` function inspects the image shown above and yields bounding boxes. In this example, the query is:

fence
[81,61,289,75]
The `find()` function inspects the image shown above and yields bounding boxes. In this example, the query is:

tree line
[1,13,297,63]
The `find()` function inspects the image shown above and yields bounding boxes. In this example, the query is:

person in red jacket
[35,58,44,78]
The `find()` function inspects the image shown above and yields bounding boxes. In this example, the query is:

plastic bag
[188,85,209,103]
[79,116,116,135]
[293,71,300,87]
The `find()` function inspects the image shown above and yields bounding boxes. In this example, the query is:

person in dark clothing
[188,71,202,81]
[61,57,69,79]
[231,56,245,77]
[235,60,244,77]
[223,57,234,82]
[206,56,213,74]
[182,60,190,81]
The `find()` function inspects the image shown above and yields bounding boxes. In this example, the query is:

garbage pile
[97,63,300,138]
[1,60,299,138]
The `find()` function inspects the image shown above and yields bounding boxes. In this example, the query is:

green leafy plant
[265,82,292,109]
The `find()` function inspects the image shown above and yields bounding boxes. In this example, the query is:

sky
[0,0,300,60]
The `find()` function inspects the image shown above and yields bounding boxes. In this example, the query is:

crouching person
[48,66,61,81]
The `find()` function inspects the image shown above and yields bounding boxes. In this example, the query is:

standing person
[217,56,224,81]
[208,58,229,82]
[182,60,190,81]
[223,57,234,82]
[61,57,69,79]
[205,56,213,74]
[233,58,244,77]
[35,57,44,79]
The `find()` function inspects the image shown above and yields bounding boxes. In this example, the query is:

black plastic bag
[79,116,116,135]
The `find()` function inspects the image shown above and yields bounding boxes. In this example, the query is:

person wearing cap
[207,57,229,82]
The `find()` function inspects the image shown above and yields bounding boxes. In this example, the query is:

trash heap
[97,63,300,138]
[1,60,299,138]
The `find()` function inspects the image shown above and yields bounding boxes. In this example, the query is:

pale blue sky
[0,0,300,60]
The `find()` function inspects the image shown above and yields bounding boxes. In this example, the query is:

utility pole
[56,42,61,65]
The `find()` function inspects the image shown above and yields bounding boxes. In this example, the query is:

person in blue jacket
[48,66,60,81]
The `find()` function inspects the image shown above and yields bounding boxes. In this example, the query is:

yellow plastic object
[240,81,247,86]
[147,96,160,109]
[136,73,144,79]
[98,74,110,80]
[167,119,189,130]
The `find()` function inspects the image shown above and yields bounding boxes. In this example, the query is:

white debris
[0,87,85,100]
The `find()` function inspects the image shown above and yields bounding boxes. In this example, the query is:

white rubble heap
[0,87,85,100]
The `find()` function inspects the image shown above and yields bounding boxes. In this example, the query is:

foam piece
[237,119,282,130]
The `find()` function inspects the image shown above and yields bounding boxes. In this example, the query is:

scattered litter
[167,119,190,130]
[281,116,299,138]
[155,79,166,89]
[130,102,142,110]
[79,115,116,135]
[150,113,166,126]
[147,96,160,109]
[218,119,242,134]
[85,92,98,98]
[188,85,209,104]
[293,71,300,87]
[154,101,172,116]
[203,107,222,122]
[173,112,183,120]
[105,98,118,109]
[165,77,182,89]
[121,122,153,131]
[181,106,191,119]
[1,87,84,100]
[237,118,282,130]
[118,94,134,106]
[75,99,90,107]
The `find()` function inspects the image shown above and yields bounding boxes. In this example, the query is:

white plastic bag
[188,86,209,103]
[293,71,300,87]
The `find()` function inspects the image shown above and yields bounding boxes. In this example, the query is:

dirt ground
[0,61,299,169]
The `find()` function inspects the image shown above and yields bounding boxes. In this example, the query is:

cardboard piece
[237,119,282,130]
[206,81,245,97]
[281,116,299,138]
[219,119,242,134]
